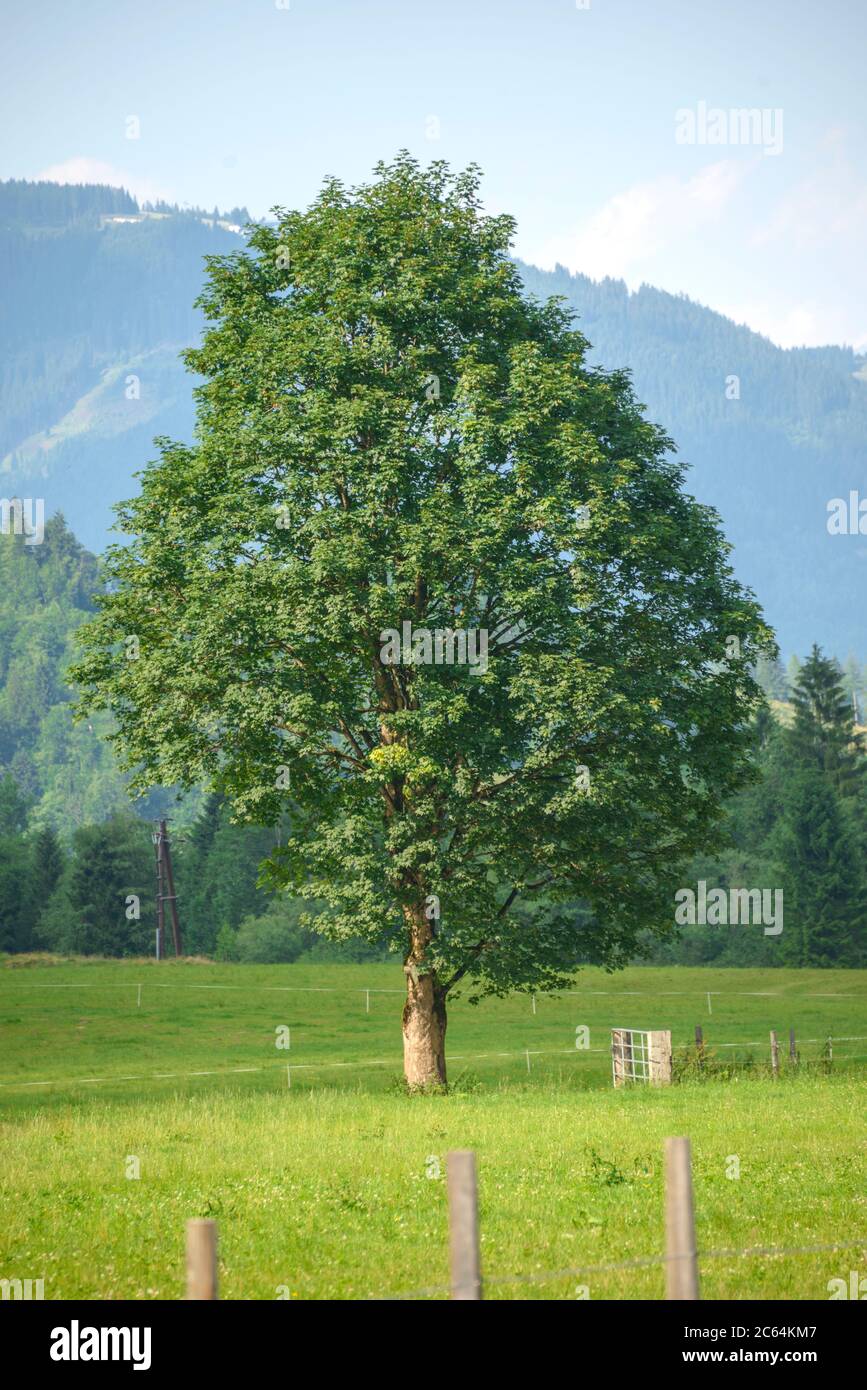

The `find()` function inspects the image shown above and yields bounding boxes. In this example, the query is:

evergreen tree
[841,654,866,725]
[174,796,280,955]
[29,824,65,938]
[754,651,788,701]
[787,645,865,800]
[772,772,866,967]
[0,834,34,951]
[0,772,34,950]
[786,654,802,690]
[50,814,153,956]
[0,770,31,834]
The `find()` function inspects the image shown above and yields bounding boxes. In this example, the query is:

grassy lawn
[1,959,865,1299]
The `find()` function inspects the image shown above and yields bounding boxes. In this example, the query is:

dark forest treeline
[0,180,138,227]
[0,178,250,231]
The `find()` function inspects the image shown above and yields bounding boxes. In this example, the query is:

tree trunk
[402,969,448,1088]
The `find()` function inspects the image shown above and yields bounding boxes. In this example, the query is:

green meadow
[1,959,865,1299]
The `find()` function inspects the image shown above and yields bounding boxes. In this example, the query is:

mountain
[2,178,866,659]
[0,180,245,551]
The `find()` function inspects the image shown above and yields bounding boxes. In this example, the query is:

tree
[29,822,64,911]
[787,645,865,801]
[0,771,30,836]
[0,834,34,952]
[234,898,316,963]
[72,156,770,1086]
[174,794,282,955]
[841,654,866,725]
[772,772,866,966]
[753,651,788,702]
[55,814,153,956]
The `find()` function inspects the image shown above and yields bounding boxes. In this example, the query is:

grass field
[1,958,865,1300]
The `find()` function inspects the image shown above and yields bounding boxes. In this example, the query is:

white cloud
[524,161,746,284]
[719,298,867,351]
[717,300,821,349]
[752,152,867,252]
[34,156,173,206]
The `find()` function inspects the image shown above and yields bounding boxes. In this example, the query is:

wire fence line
[0,1045,613,1091]
[1,978,862,1003]
[0,981,406,994]
[2,1034,866,1092]
[380,1237,867,1302]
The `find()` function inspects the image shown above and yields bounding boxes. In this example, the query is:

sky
[2,0,865,349]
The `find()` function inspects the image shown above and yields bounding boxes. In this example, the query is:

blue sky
[2,0,865,348]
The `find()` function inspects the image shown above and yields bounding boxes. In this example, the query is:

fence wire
[2,1034,866,1092]
[380,1237,867,1301]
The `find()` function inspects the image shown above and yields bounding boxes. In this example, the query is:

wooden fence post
[186,1218,218,1300]
[695,1025,704,1070]
[770,1030,780,1078]
[789,1027,797,1064]
[664,1137,700,1300]
[446,1150,482,1300]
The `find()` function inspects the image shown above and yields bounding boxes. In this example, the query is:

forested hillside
[0,516,178,829]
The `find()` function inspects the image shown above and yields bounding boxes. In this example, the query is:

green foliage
[787,644,865,799]
[5,180,867,661]
[173,794,282,955]
[39,813,154,956]
[213,922,240,962]
[0,517,155,831]
[234,898,314,963]
[72,155,770,999]
[29,824,65,919]
[647,650,867,968]
[773,773,865,966]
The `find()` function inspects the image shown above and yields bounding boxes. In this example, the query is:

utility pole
[160,819,183,956]
[152,820,183,958]
[153,823,165,960]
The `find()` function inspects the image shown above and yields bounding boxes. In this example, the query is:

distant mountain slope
[517,263,867,661]
[1,180,865,658]
[0,181,243,548]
